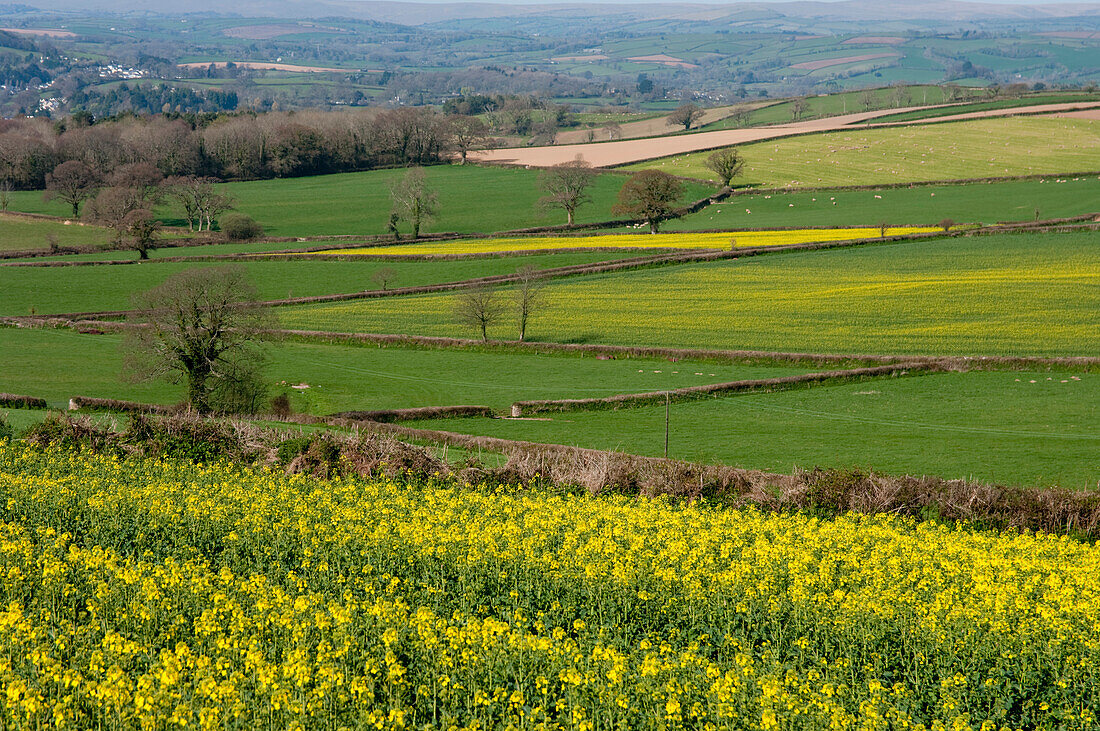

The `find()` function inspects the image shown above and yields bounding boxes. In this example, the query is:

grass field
[278,230,1100,357]
[318,227,941,255]
[4,165,713,238]
[410,370,1100,488]
[0,214,121,252]
[869,92,1100,123]
[0,327,811,412]
[666,177,1100,230]
[3,445,1096,728]
[0,251,636,316]
[624,117,1100,187]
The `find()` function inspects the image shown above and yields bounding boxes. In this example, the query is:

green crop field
[624,117,1100,187]
[278,230,1100,357]
[0,251,637,316]
[0,327,811,413]
[665,177,1100,230]
[409,370,1100,489]
[4,165,713,239]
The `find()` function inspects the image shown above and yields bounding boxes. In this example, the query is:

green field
[278,230,1100,357]
[0,251,636,316]
[409,370,1100,488]
[0,214,123,252]
[4,165,713,239]
[869,92,1100,123]
[0,327,810,412]
[666,177,1100,229]
[625,117,1100,187]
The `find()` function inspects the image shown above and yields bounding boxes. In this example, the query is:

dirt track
[472,101,1100,168]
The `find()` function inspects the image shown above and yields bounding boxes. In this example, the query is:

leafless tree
[538,159,596,225]
[513,265,546,341]
[372,267,397,291]
[612,170,683,234]
[667,102,704,131]
[603,122,622,140]
[859,90,877,111]
[790,97,808,121]
[939,218,955,232]
[124,266,272,414]
[84,186,142,241]
[390,167,438,239]
[448,115,492,164]
[0,179,11,211]
[44,160,99,217]
[704,148,746,187]
[455,286,504,341]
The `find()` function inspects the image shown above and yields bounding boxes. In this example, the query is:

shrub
[270,393,293,419]
[220,213,264,241]
[0,413,12,441]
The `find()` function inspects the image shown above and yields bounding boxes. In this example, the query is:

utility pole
[664,391,670,459]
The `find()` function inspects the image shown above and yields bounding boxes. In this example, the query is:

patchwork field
[279,230,1100,357]
[412,370,1100,488]
[3,165,713,239]
[624,116,1100,187]
[666,177,1100,230]
[0,326,811,412]
[0,251,634,316]
[318,226,940,256]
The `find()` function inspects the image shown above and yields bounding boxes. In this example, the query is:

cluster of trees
[0,106,495,190]
[455,266,546,342]
[44,159,243,257]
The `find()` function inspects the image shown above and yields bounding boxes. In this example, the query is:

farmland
[666,176,1100,230]
[624,116,1100,186]
[319,226,941,256]
[0,251,635,316]
[1,445,1098,729]
[279,230,1100,357]
[0,326,812,413]
[410,370,1100,488]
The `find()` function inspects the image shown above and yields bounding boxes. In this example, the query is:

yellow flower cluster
[320,227,940,256]
[0,443,1097,729]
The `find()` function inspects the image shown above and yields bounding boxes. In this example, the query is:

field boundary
[508,364,940,416]
[329,405,495,422]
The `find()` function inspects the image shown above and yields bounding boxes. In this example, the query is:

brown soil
[1055,109,1100,120]
[554,101,774,145]
[177,61,350,73]
[473,101,1100,168]
[791,53,899,71]
[1,27,75,38]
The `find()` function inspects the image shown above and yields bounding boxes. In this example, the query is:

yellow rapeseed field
[1,442,1098,729]
[318,227,940,256]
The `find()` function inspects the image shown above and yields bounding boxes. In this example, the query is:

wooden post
[664,391,670,459]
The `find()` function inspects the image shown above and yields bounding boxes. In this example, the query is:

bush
[0,413,12,441]
[220,213,264,241]
[270,393,293,419]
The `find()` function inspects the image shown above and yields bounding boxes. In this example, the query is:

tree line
[0,106,492,190]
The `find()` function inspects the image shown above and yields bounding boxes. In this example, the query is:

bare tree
[514,265,545,341]
[124,266,272,414]
[448,116,492,164]
[938,218,955,232]
[0,179,11,212]
[704,148,746,187]
[390,167,438,239]
[859,90,877,111]
[372,267,397,291]
[455,286,504,341]
[122,208,160,260]
[602,122,622,140]
[84,187,143,242]
[612,170,683,234]
[667,103,704,131]
[790,97,808,121]
[538,159,596,225]
[44,161,99,217]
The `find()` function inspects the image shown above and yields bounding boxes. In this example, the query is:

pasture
[3,165,713,240]
[278,230,1100,357]
[666,176,1100,229]
[0,326,812,412]
[410,369,1100,488]
[0,214,121,252]
[0,251,636,316]
[624,116,1100,186]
